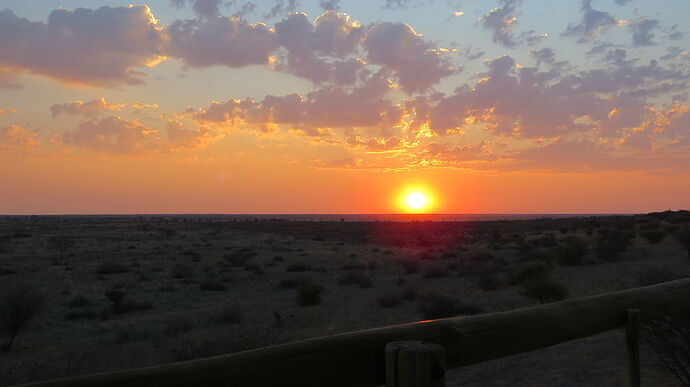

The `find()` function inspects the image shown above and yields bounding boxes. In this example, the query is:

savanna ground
[1,211,690,386]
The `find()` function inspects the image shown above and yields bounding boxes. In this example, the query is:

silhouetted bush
[478,272,502,291]
[337,271,372,287]
[422,264,446,279]
[520,276,569,304]
[170,263,195,279]
[416,290,483,319]
[595,229,633,262]
[286,263,313,272]
[104,290,153,315]
[377,294,401,308]
[223,248,257,267]
[295,281,324,306]
[643,315,690,386]
[0,283,46,351]
[213,305,243,325]
[555,236,586,266]
[96,262,129,275]
[641,230,667,244]
[199,279,226,291]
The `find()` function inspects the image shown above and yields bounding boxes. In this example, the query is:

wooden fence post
[386,341,445,387]
[626,309,640,387]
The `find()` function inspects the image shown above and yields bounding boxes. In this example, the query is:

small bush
[223,248,257,267]
[596,229,633,262]
[199,279,226,291]
[286,263,313,272]
[213,305,243,325]
[96,262,129,275]
[170,263,194,279]
[337,271,372,288]
[478,272,502,291]
[641,230,667,245]
[0,283,46,351]
[422,264,446,279]
[416,290,483,319]
[67,295,92,309]
[377,294,401,308]
[520,276,569,304]
[295,281,324,306]
[164,315,194,337]
[401,261,419,274]
[555,236,587,266]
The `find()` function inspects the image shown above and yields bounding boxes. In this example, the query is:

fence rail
[21,278,690,387]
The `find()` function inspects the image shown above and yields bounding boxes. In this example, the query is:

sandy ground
[0,213,688,386]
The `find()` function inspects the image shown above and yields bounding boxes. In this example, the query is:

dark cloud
[264,0,298,19]
[628,17,659,46]
[319,0,340,11]
[51,98,126,118]
[479,0,521,47]
[171,0,222,19]
[563,0,618,43]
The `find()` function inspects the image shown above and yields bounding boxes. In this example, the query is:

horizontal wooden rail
[22,278,690,387]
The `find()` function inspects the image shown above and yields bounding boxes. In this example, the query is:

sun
[398,191,429,212]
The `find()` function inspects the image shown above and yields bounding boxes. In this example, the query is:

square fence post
[386,341,445,387]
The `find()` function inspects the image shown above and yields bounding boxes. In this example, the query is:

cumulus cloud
[192,74,402,135]
[51,98,126,118]
[273,11,365,84]
[628,17,659,46]
[364,22,456,93]
[563,0,619,43]
[479,0,521,47]
[165,16,276,68]
[171,0,222,19]
[0,6,165,86]
[0,125,38,151]
[62,116,165,154]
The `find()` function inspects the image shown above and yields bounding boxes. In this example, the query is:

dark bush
[213,305,243,325]
[295,281,324,306]
[337,271,372,288]
[595,229,633,262]
[555,236,586,266]
[286,263,313,272]
[223,248,257,267]
[96,262,129,275]
[377,294,401,308]
[478,272,502,291]
[170,263,194,279]
[422,264,446,279]
[416,290,483,319]
[0,283,46,351]
[199,279,226,291]
[520,276,569,304]
[641,230,666,244]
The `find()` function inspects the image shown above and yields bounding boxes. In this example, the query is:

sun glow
[399,188,434,213]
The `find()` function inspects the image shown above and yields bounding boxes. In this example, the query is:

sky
[0,0,689,214]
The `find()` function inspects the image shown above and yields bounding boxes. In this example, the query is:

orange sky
[1,1,689,214]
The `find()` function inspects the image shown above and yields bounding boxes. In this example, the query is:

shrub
[295,281,324,306]
[416,290,483,320]
[170,263,194,279]
[595,229,633,262]
[164,315,194,337]
[213,305,243,325]
[377,294,401,309]
[0,283,46,351]
[337,271,372,287]
[104,290,153,315]
[286,263,313,272]
[555,236,587,266]
[223,248,257,267]
[401,261,419,274]
[520,276,569,304]
[643,315,690,386]
[478,272,501,291]
[641,230,667,245]
[96,262,129,275]
[199,279,226,291]
[513,261,549,284]
[422,264,446,279]
[67,295,92,309]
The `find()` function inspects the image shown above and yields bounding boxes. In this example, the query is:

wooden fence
[20,278,690,387]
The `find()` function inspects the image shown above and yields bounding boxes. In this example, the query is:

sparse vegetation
[0,283,46,351]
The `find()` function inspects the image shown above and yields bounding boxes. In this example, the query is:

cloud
[628,17,659,46]
[0,6,165,86]
[62,116,165,154]
[479,0,521,47]
[165,16,276,68]
[364,22,457,93]
[0,67,21,89]
[0,125,38,151]
[166,119,223,150]
[192,75,402,135]
[319,0,340,11]
[264,0,299,19]
[171,0,222,19]
[563,0,619,43]
[51,98,126,118]
[273,11,365,84]
[0,108,18,116]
